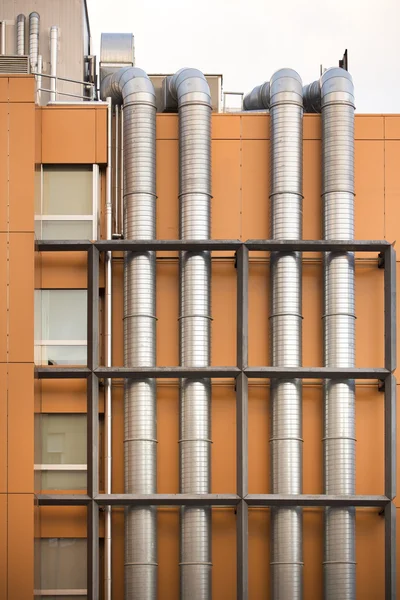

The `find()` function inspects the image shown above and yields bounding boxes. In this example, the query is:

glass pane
[42,220,93,241]
[43,166,93,215]
[41,414,87,464]
[39,290,87,341]
[38,345,87,366]
[40,538,87,589]
[41,470,86,490]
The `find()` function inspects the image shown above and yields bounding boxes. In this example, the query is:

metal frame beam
[34,237,397,600]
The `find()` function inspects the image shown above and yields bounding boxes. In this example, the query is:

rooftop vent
[0,55,30,74]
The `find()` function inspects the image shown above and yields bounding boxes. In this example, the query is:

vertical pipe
[321,68,356,600]
[29,12,40,73]
[16,15,25,56]
[36,55,42,105]
[269,69,304,600]
[169,68,212,600]
[104,97,113,600]
[0,21,6,55]
[120,107,124,237]
[50,26,58,102]
[114,105,119,236]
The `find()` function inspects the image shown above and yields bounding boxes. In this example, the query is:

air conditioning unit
[0,54,30,74]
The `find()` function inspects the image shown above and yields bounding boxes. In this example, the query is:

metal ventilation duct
[166,68,213,600]
[16,14,25,56]
[28,12,39,73]
[101,67,157,600]
[245,68,304,600]
[304,67,356,600]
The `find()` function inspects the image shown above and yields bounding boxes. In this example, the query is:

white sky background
[86,0,400,113]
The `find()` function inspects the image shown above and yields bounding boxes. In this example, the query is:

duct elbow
[17,14,25,23]
[169,68,212,108]
[270,68,303,108]
[243,81,270,111]
[303,80,321,113]
[100,66,156,108]
[320,67,355,109]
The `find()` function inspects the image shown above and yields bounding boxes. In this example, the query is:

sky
[86,0,400,113]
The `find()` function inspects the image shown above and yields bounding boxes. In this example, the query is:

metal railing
[35,72,96,103]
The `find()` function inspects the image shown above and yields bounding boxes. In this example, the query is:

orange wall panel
[40,252,88,288]
[8,233,34,363]
[0,235,7,363]
[0,104,8,233]
[355,140,385,241]
[95,108,108,164]
[8,77,34,103]
[355,115,384,139]
[384,140,400,243]
[8,363,34,493]
[8,494,34,600]
[156,140,179,241]
[0,77,8,102]
[242,140,269,241]
[0,495,6,600]
[384,116,400,139]
[212,140,241,241]
[0,366,6,494]
[9,103,35,233]
[41,108,96,163]
[156,114,178,140]
[212,114,241,139]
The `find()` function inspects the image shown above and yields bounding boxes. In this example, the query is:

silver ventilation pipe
[304,67,356,600]
[168,68,212,600]
[101,67,157,600]
[0,21,6,55]
[16,15,25,56]
[244,69,304,600]
[50,26,59,102]
[29,12,40,73]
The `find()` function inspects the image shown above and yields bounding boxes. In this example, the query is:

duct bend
[168,68,213,600]
[321,67,356,600]
[16,14,25,56]
[243,81,270,110]
[102,67,158,600]
[29,12,39,73]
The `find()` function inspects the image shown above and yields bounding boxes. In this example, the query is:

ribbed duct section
[168,68,212,600]
[244,68,304,600]
[16,14,25,56]
[101,67,157,600]
[269,69,304,600]
[321,68,356,600]
[28,12,39,73]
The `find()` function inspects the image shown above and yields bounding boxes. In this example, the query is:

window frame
[35,164,99,241]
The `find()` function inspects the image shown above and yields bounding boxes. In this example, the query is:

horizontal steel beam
[94,366,240,378]
[95,494,240,506]
[37,494,91,506]
[36,367,91,379]
[245,367,390,380]
[246,239,390,252]
[245,494,390,507]
[35,239,391,253]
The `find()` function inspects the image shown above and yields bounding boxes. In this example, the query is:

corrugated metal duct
[244,68,304,600]
[16,14,25,56]
[167,68,213,600]
[304,67,356,600]
[28,12,39,73]
[101,67,158,600]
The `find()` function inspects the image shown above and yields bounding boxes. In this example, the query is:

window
[35,290,87,365]
[35,414,87,491]
[35,165,98,240]
[37,538,87,598]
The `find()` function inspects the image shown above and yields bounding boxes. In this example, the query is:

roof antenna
[339,49,348,71]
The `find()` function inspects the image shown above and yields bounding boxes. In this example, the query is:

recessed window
[38,538,87,597]
[35,414,87,491]
[35,289,87,365]
[35,165,98,240]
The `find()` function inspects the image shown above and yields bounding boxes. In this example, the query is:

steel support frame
[35,238,396,600]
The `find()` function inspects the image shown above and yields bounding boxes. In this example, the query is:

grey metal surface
[243,81,270,111]
[321,68,356,600]
[100,33,135,84]
[28,11,39,73]
[269,69,304,600]
[385,502,396,600]
[49,26,58,102]
[384,375,396,500]
[102,66,157,600]
[16,14,25,55]
[168,68,213,600]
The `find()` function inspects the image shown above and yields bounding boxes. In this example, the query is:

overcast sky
[86,0,400,113]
